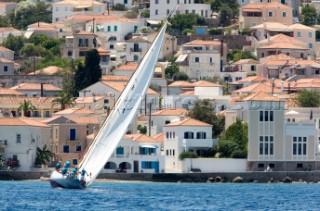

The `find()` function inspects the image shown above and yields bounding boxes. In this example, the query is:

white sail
[78,21,168,187]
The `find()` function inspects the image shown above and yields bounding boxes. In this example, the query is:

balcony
[182,138,215,148]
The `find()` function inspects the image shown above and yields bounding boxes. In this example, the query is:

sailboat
[50,20,168,189]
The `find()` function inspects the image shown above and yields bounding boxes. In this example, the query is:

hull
[50,170,86,189]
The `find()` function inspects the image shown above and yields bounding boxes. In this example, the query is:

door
[134,160,139,173]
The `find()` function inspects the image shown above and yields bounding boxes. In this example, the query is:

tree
[113,3,127,11]
[294,90,320,107]
[140,9,150,18]
[301,5,317,26]
[179,151,198,160]
[173,72,188,81]
[1,34,25,58]
[228,49,257,62]
[165,63,179,78]
[18,100,36,117]
[0,16,10,27]
[51,92,75,110]
[84,49,102,85]
[216,119,248,158]
[74,62,87,92]
[35,145,52,166]
[21,43,46,58]
[168,13,206,35]
[7,1,51,30]
[188,99,225,137]
[219,4,233,26]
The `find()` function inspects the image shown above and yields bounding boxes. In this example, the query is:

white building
[99,133,164,173]
[0,27,22,43]
[149,108,188,136]
[163,117,214,173]
[52,0,106,23]
[150,0,211,20]
[0,118,51,171]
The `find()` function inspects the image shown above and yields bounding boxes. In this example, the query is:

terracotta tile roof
[101,81,158,95]
[236,76,267,83]
[0,58,13,63]
[0,46,13,52]
[115,62,138,71]
[232,59,259,65]
[180,91,195,96]
[33,27,57,32]
[251,22,289,30]
[0,27,19,32]
[183,39,221,46]
[97,47,110,55]
[192,80,222,87]
[0,97,59,108]
[67,116,100,124]
[124,134,159,142]
[240,92,283,102]
[0,117,50,127]
[10,83,62,91]
[152,108,188,116]
[168,81,194,87]
[260,54,296,62]
[29,66,62,75]
[165,117,212,127]
[54,107,95,115]
[75,96,104,104]
[262,34,305,45]
[263,60,289,66]
[233,82,281,94]
[101,75,130,81]
[0,88,24,96]
[53,0,105,5]
[288,23,316,30]
[127,37,150,43]
[258,43,309,50]
[152,133,163,143]
[28,22,52,28]
[242,1,290,10]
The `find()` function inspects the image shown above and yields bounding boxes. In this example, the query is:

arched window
[184,131,194,139]
[104,162,117,169]
[196,132,206,139]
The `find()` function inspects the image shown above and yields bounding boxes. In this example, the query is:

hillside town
[1,0,320,177]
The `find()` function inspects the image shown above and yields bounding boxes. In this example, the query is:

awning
[74,5,91,9]
[176,54,187,62]
[286,110,299,115]
[24,30,34,39]
[140,145,156,148]
[65,35,74,39]
[243,8,261,12]
[147,20,161,25]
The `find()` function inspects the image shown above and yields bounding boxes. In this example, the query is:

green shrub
[179,151,198,160]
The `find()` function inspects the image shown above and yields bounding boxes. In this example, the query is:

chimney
[40,83,44,97]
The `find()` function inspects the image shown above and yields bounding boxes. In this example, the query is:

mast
[78,21,168,186]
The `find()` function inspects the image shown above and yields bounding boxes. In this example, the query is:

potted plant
[7,157,20,170]
[0,155,5,169]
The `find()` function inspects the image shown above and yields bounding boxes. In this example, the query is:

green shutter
[107,26,111,32]
[114,25,118,32]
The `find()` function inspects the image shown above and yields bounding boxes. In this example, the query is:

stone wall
[0,75,64,88]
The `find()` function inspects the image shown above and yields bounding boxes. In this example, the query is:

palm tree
[18,100,36,117]
[51,92,75,110]
[35,145,52,166]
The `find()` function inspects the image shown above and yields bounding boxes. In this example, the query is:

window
[292,136,307,155]
[65,7,68,11]
[116,147,124,155]
[250,65,255,71]
[167,0,170,3]
[270,111,274,122]
[155,9,158,15]
[144,162,152,169]
[70,129,76,141]
[185,10,189,14]
[16,134,21,143]
[63,145,69,153]
[55,6,58,11]
[282,11,286,17]
[297,163,303,168]
[134,26,138,32]
[114,26,118,32]
[4,66,8,72]
[309,32,312,38]
[73,159,77,165]
[110,44,114,49]
[134,55,139,61]
[268,11,273,17]
[173,132,175,138]
[76,145,81,152]
[258,163,264,168]
[173,150,175,156]
[79,51,86,57]
[167,9,170,15]
[196,132,206,139]
[165,120,170,124]
[107,26,111,32]
[155,0,159,4]
[297,32,301,37]
[184,131,194,139]
[166,150,169,156]
[67,51,72,57]
[264,111,269,121]
[309,43,313,48]
[192,9,195,14]
[124,0,128,3]
[260,111,272,121]
[195,57,199,63]
[259,136,274,155]
[209,57,213,64]
[177,0,179,3]
[260,111,263,121]
[55,18,59,22]
[169,132,172,138]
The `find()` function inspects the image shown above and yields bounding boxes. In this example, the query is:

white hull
[50,170,85,189]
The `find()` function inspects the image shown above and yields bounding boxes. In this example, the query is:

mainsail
[78,21,168,187]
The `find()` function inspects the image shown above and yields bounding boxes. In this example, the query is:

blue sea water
[0,181,320,211]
